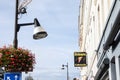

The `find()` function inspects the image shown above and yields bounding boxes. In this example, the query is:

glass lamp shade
[33,27,47,39]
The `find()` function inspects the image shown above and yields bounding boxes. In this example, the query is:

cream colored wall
[79,0,114,79]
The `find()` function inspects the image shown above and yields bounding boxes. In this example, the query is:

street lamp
[61,62,69,80]
[13,0,47,49]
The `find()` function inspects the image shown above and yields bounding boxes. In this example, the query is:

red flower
[5,52,11,55]
[0,45,35,72]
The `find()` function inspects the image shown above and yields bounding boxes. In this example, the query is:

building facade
[78,0,120,80]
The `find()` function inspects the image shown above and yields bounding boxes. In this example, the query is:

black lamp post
[62,62,69,80]
[13,0,47,49]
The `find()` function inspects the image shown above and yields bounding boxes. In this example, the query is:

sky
[0,0,80,80]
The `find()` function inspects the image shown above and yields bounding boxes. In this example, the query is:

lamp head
[33,18,48,39]
[61,67,65,70]
[61,64,65,70]
[62,64,64,67]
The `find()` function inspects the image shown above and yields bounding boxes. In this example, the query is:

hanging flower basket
[0,45,35,72]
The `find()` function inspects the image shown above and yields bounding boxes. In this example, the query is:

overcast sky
[0,0,80,80]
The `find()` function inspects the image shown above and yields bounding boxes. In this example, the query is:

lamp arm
[17,23,34,32]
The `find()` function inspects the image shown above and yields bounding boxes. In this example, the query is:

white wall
[79,0,114,79]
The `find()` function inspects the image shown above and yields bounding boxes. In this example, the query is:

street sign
[74,52,87,67]
[4,72,21,80]
[18,0,32,10]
